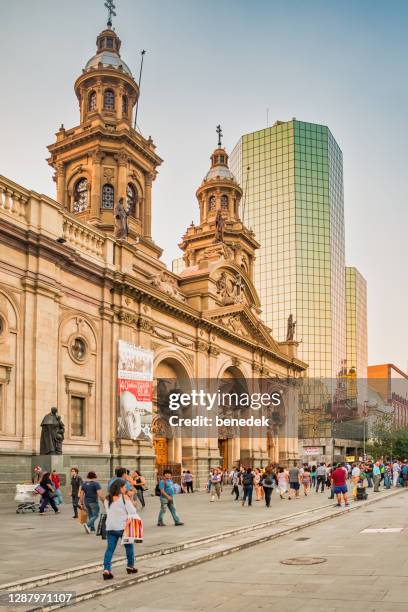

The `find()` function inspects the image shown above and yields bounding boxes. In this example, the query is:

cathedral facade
[0,24,306,487]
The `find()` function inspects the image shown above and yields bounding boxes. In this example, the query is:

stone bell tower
[47,15,162,254]
[179,126,259,280]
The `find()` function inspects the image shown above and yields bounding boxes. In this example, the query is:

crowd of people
[208,458,408,508]
[30,457,407,579]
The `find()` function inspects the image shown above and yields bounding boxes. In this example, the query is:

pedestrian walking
[392,460,401,487]
[51,470,63,505]
[288,463,301,500]
[331,463,349,507]
[242,467,254,506]
[261,469,274,507]
[301,467,311,495]
[351,463,360,498]
[366,462,374,488]
[254,468,264,501]
[38,472,60,515]
[277,467,289,499]
[210,468,222,502]
[80,471,104,534]
[70,467,83,518]
[102,479,138,580]
[157,470,184,526]
[384,463,392,489]
[311,465,317,488]
[232,467,240,500]
[132,471,146,507]
[315,463,326,493]
[373,461,381,492]
[184,470,193,493]
[401,461,408,487]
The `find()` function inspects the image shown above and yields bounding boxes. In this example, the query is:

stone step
[0,488,405,612]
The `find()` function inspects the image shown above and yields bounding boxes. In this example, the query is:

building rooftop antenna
[104,0,117,27]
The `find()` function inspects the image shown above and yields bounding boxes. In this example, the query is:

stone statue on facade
[115,197,129,239]
[214,209,225,243]
[150,270,187,302]
[40,407,65,455]
[286,314,296,341]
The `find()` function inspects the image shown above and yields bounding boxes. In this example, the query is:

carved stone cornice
[138,316,154,332]
[116,310,138,325]
[208,345,220,356]
[195,340,209,353]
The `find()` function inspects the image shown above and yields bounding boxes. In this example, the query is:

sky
[1,0,407,371]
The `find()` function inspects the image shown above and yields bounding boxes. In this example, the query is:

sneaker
[175,522,184,526]
[84,524,91,534]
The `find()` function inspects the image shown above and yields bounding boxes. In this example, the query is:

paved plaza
[72,491,408,612]
[0,486,342,584]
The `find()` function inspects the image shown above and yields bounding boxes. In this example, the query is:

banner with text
[117,341,153,441]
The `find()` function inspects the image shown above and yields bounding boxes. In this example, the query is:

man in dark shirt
[70,467,83,518]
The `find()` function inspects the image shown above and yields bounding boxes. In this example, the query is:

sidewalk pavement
[72,490,408,612]
[0,484,398,585]
[0,486,366,583]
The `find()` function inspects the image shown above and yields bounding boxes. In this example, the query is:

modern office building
[345,267,368,379]
[231,120,367,462]
[230,120,346,380]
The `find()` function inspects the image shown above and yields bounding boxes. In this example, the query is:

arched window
[126,183,137,215]
[208,195,216,212]
[102,184,115,209]
[122,95,128,115]
[73,178,88,213]
[88,91,96,112]
[221,195,228,210]
[103,89,115,110]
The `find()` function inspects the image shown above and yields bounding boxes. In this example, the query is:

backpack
[155,478,168,496]
[242,472,253,486]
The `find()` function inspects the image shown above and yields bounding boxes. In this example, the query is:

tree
[367,415,408,460]
[366,413,393,458]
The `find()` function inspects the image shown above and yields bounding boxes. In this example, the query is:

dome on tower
[84,27,133,77]
[204,147,237,182]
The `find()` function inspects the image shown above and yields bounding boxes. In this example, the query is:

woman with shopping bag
[102,478,141,580]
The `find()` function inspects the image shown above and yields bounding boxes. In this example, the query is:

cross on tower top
[216,124,223,147]
[104,0,117,27]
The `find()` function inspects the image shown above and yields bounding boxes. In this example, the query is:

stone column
[90,149,103,220]
[55,163,66,207]
[117,152,128,203]
[96,80,103,114]
[144,173,153,239]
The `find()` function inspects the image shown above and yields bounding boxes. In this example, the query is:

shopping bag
[34,485,45,495]
[122,516,143,544]
[96,513,107,539]
[77,507,88,524]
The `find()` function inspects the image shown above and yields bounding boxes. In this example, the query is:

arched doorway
[153,356,192,480]
[217,366,248,469]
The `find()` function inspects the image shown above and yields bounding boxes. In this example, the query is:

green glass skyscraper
[230,120,346,382]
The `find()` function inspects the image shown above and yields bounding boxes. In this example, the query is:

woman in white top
[277,467,289,499]
[103,478,138,580]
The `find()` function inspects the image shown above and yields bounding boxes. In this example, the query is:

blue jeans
[243,485,253,505]
[103,530,134,571]
[158,498,181,525]
[86,502,100,531]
